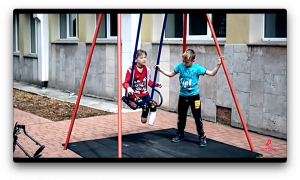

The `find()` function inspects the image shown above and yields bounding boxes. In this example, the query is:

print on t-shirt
[180,69,196,90]
[133,77,147,94]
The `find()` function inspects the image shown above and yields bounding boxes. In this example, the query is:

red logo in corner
[266,139,272,146]
[261,139,276,152]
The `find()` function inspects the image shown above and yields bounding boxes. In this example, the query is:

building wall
[226,14,250,44]
[18,14,31,56]
[13,13,287,139]
[249,14,264,43]
[14,41,287,139]
[13,55,38,85]
[141,43,287,139]
[14,14,39,85]
[48,43,117,100]
[141,14,153,42]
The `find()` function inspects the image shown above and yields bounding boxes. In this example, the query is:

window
[59,14,78,39]
[30,14,37,54]
[263,13,287,41]
[165,13,226,40]
[96,14,117,39]
[13,14,19,52]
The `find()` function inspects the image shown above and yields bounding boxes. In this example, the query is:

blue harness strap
[122,14,166,110]
[150,14,168,99]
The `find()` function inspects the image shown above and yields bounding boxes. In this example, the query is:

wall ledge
[23,54,38,58]
[152,40,226,46]
[248,41,287,47]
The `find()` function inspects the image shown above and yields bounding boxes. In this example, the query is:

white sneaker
[148,111,156,125]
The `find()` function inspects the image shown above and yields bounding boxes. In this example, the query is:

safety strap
[126,14,143,101]
[150,13,168,99]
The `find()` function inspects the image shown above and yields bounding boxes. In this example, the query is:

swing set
[63,13,256,158]
[122,14,166,110]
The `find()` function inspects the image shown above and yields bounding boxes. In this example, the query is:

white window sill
[13,52,20,56]
[92,39,117,44]
[24,54,38,58]
[153,40,226,46]
[51,40,117,45]
[51,40,79,44]
[248,41,287,47]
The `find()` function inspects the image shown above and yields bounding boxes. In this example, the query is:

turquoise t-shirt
[173,63,206,97]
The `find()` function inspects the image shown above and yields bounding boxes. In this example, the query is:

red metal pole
[205,14,255,152]
[64,14,103,150]
[117,14,122,158]
[183,14,187,53]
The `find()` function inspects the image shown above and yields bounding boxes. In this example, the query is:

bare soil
[13,89,115,122]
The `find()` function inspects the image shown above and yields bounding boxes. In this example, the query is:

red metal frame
[117,14,122,158]
[182,14,187,53]
[63,14,103,150]
[63,13,255,156]
[205,14,255,152]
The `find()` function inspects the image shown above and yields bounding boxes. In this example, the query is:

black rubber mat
[64,128,262,159]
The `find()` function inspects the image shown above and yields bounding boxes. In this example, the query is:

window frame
[29,14,38,54]
[13,14,19,52]
[163,14,226,41]
[262,14,287,42]
[95,14,117,40]
[59,14,78,40]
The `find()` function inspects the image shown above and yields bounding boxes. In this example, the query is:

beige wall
[48,14,59,42]
[141,14,152,42]
[78,14,107,43]
[78,14,86,42]
[152,14,164,42]
[19,14,30,55]
[85,14,98,43]
[249,14,264,43]
[23,14,278,53]
[226,14,250,44]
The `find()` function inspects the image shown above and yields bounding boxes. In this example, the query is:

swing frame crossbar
[63,13,255,157]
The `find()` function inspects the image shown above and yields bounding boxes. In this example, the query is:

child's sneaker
[171,133,184,143]
[141,117,147,124]
[148,111,156,125]
[199,135,207,147]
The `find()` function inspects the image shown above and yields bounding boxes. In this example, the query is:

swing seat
[122,95,158,110]
[122,96,139,110]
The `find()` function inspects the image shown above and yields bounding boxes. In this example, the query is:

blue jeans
[140,94,156,118]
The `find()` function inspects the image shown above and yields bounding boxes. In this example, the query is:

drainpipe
[33,14,49,88]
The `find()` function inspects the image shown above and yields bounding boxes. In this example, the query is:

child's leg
[189,94,206,147]
[141,95,157,125]
[177,95,190,135]
[141,102,149,124]
[172,95,189,142]
[189,94,205,136]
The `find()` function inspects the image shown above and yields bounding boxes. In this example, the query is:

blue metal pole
[151,14,168,99]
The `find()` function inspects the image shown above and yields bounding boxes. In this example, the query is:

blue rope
[151,14,168,99]
[127,14,143,102]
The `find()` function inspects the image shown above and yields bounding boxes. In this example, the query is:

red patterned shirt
[122,65,154,97]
